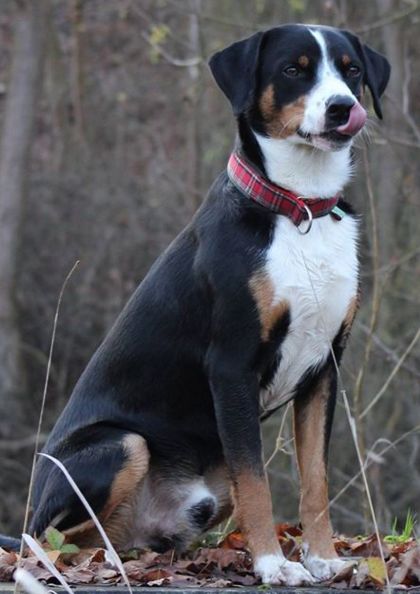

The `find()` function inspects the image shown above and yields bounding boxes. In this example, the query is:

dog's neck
[238,126,353,199]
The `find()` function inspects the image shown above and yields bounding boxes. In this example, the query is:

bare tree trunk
[0,0,48,431]
[186,0,202,211]
[374,0,406,265]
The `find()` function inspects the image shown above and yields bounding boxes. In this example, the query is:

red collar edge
[227,152,343,228]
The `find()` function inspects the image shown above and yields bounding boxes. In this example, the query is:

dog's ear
[209,31,266,116]
[343,31,391,119]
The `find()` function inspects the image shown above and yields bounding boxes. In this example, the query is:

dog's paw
[255,554,314,585]
[303,553,351,582]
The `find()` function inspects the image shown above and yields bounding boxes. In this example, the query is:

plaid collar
[227,152,344,232]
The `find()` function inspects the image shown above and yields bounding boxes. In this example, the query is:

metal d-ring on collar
[297,202,313,234]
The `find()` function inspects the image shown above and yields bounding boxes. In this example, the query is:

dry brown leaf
[46,550,61,564]
[275,522,302,538]
[391,545,420,587]
[220,529,246,550]
[61,566,95,584]
[351,534,390,559]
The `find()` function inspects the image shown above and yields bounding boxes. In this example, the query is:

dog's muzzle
[325,96,367,136]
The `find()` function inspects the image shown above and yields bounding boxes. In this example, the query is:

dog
[25,24,389,585]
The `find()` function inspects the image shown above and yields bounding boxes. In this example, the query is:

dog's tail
[0,534,21,550]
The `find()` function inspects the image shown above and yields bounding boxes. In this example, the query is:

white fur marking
[259,213,359,413]
[254,133,352,197]
[303,549,353,582]
[255,553,314,585]
[302,29,357,137]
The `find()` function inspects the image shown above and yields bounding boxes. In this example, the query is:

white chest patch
[259,212,359,413]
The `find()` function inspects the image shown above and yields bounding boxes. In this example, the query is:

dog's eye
[347,64,361,77]
[283,65,300,77]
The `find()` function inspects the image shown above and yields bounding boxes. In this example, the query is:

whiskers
[277,113,304,137]
[354,118,379,149]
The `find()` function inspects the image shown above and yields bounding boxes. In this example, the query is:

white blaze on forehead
[300,28,356,135]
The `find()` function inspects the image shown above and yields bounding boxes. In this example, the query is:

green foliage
[255,0,266,15]
[45,526,65,550]
[45,526,80,556]
[149,24,170,46]
[288,0,306,15]
[148,24,170,64]
[384,510,416,544]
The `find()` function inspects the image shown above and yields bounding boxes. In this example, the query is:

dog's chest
[259,213,359,412]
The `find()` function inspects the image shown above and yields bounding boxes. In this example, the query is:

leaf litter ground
[0,524,419,589]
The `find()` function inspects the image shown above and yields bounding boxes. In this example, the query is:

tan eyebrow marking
[342,54,351,66]
[298,55,309,67]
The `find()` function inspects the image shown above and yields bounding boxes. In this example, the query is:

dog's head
[209,25,390,151]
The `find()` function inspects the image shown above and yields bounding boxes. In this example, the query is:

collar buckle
[297,203,313,235]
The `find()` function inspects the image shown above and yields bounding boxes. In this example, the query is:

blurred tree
[0,0,49,434]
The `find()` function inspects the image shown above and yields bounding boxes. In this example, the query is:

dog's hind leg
[294,365,348,581]
[31,427,149,549]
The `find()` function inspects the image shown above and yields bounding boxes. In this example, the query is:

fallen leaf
[220,529,246,550]
[275,523,302,538]
[46,550,61,564]
[351,533,390,559]
[61,566,95,584]
[366,556,387,585]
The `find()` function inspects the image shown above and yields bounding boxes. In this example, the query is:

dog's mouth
[297,102,367,151]
[297,128,352,151]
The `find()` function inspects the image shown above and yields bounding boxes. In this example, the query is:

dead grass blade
[39,453,133,594]
[21,534,73,594]
[15,261,79,594]
[14,568,51,594]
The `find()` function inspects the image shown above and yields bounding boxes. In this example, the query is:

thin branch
[0,434,47,452]
[355,1,420,34]
[352,147,382,504]
[360,327,420,419]
[360,245,420,278]
[356,320,420,379]
[378,133,420,149]
[386,92,420,144]
[326,425,420,517]
[265,402,293,467]
[140,31,202,68]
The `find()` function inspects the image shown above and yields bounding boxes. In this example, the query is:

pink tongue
[336,102,367,136]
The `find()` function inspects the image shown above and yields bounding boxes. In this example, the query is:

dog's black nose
[325,95,355,128]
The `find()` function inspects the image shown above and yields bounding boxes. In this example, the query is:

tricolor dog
[29,24,390,584]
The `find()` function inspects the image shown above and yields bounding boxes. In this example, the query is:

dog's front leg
[207,345,312,585]
[294,365,349,580]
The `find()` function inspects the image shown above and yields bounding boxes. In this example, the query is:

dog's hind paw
[303,553,352,582]
[255,554,314,585]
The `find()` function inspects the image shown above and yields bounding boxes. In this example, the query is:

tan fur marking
[234,471,279,559]
[298,55,309,67]
[63,434,150,548]
[294,377,337,558]
[259,84,306,139]
[249,272,289,341]
[107,434,150,510]
[343,294,359,332]
[342,54,351,66]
